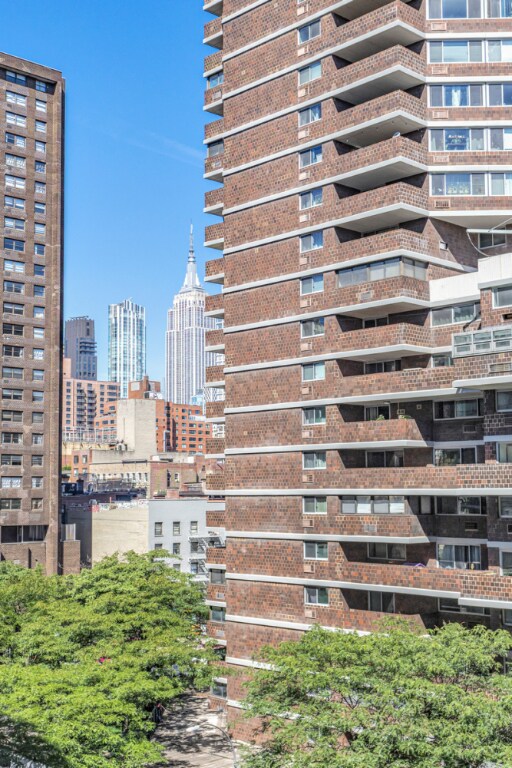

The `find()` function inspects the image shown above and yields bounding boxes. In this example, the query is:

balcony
[335,1,424,63]
[205,256,225,284]
[337,182,428,233]
[204,187,224,216]
[336,322,433,361]
[336,46,424,105]
[207,437,225,456]
[205,154,223,182]
[337,274,430,318]
[339,136,426,192]
[205,292,224,317]
[204,222,224,249]
[206,546,226,565]
[205,328,225,351]
[206,364,225,384]
[338,91,426,149]
[335,465,512,492]
[337,513,435,543]
[207,472,225,492]
[204,50,222,74]
[337,0,407,21]
[206,399,225,420]
[204,86,223,116]
[205,118,224,142]
[203,17,223,48]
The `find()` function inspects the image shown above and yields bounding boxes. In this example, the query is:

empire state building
[165,226,217,404]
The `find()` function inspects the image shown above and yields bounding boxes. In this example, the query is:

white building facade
[165,227,219,404]
[108,299,146,398]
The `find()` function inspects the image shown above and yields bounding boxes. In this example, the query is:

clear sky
[0,0,216,382]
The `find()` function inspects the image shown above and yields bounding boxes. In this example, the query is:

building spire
[182,223,201,290]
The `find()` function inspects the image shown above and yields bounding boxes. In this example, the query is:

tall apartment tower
[108,299,146,398]
[0,54,65,573]
[64,315,97,380]
[165,226,217,404]
[203,0,512,728]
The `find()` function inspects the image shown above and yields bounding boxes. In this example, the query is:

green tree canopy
[0,552,215,768]
[242,621,512,768]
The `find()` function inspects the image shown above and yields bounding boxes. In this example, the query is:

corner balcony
[205,154,223,182]
[339,90,426,148]
[336,465,512,492]
[207,437,225,456]
[203,17,223,49]
[206,399,225,420]
[205,118,224,142]
[205,256,225,285]
[205,293,224,318]
[336,46,424,106]
[336,1,424,63]
[207,473,225,492]
[430,194,512,230]
[204,222,224,250]
[336,321,433,363]
[337,182,428,233]
[339,137,426,192]
[206,363,225,384]
[204,187,224,216]
[204,50,222,75]
[337,0,407,21]
[205,327,225,351]
[203,0,223,17]
[204,85,223,116]
[337,274,430,318]
[337,513,435,543]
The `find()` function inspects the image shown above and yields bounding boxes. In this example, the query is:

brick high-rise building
[0,54,71,573]
[202,0,512,728]
[62,356,119,437]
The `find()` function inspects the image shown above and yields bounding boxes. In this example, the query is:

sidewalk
[155,694,239,767]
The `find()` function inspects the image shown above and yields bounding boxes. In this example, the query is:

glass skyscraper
[108,299,146,398]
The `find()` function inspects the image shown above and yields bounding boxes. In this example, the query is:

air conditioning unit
[302,473,314,483]
[299,213,310,223]
[463,424,477,434]
[301,341,313,351]
[432,110,449,119]
[300,297,312,308]
[216,592,225,600]
[304,563,315,573]
[299,171,310,181]
[431,65,449,75]
[301,385,311,395]
[397,409,405,416]
[302,429,313,438]
[304,608,316,619]
[298,129,310,139]
[299,254,311,265]
[435,200,451,209]
[465,522,478,532]
[303,518,315,528]
[430,21,447,30]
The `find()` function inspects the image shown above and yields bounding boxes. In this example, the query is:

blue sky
[1,0,216,381]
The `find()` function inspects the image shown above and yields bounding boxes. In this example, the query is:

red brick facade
[202,0,512,735]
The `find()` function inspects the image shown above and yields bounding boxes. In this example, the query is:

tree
[0,552,215,768]
[242,621,512,768]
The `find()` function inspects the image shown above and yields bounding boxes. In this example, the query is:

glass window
[210,569,226,584]
[489,83,512,106]
[435,447,476,466]
[304,541,328,559]
[303,406,326,425]
[428,0,482,17]
[6,72,27,85]
[5,196,25,211]
[479,232,506,248]
[5,113,26,128]
[488,0,512,16]
[301,317,324,337]
[300,187,323,210]
[154,522,163,537]
[298,103,322,127]
[368,543,406,560]
[301,273,323,294]
[299,145,322,168]
[434,399,481,419]
[368,592,395,613]
[298,20,321,44]
[494,285,512,308]
[303,451,327,469]
[437,543,481,569]
[207,140,224,157]
[6,91,27,107]
[366,451,403,468]
[299,61,322,85]
[172,522,180,535]
[300,231,323,252]
[303,496,327,514]
[207,71,224,89]
[432,303,479,326]
[305,586,328,605]
[429,40,483,63]
[302,361,325,381]
[35,121,46,133]
[210,607,225,622]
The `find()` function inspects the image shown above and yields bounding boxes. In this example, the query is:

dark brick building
[202,0,512,731]
[0,54,76,573]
